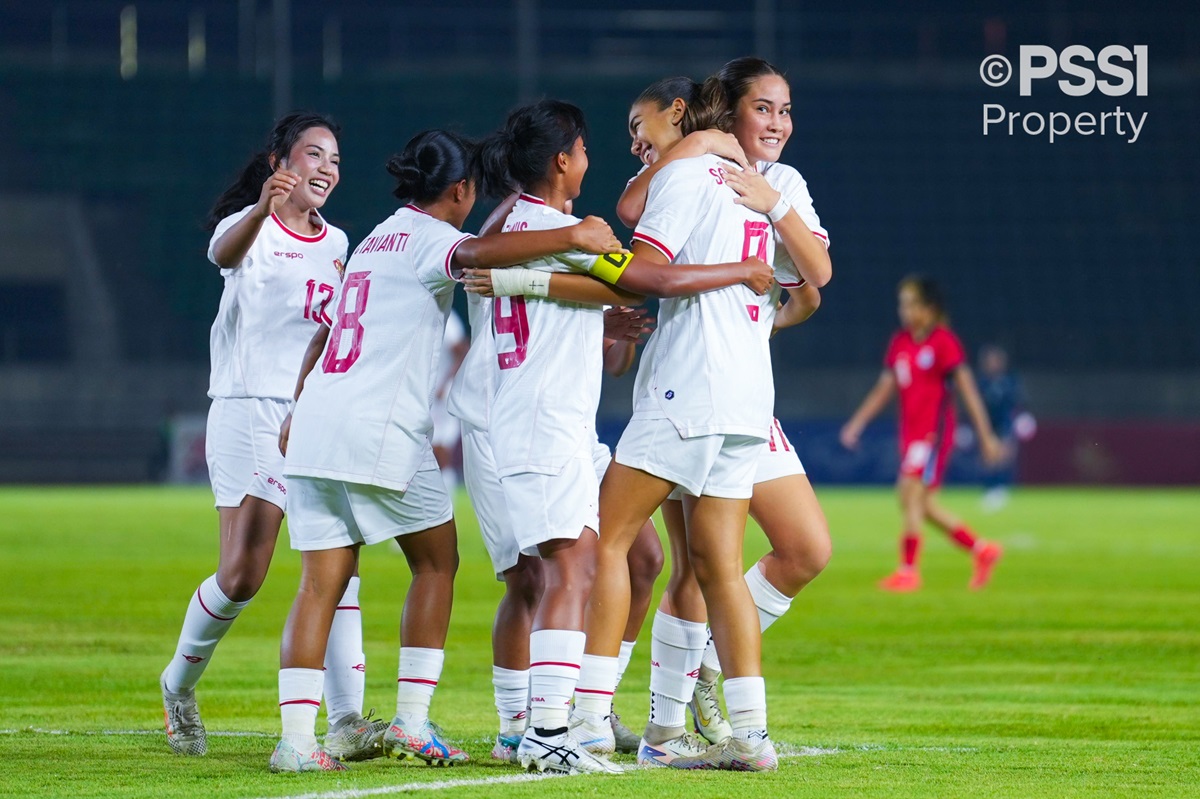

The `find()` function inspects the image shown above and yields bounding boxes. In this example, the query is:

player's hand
[257,168,300,219]
[725,168,782,215]
[839,422,861,450]
[740,256,775,295]
[696,130,749,169]
[603,306,654,343]
[980,432,1006,465]
[461,268,496,297]
[570,216,627,255]
[278,412,293,456]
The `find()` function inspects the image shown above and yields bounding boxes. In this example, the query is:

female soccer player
[840,276,1005,591]
[160,112,383,761]
[462,99,772,775]
[597,62,835,760]
[269,128,625,772]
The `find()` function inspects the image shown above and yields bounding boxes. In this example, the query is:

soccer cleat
[609,709,641,754]
[517,727,623,774]
[665,734,779,772]
[269,738,349,772]
[636,723,713,767]
[382,716,469,766]
[491,732,523,762]
[324,710,389,762]
[690,678,733,744]
[970,542,1004,590]
[569,713,615,756]
[878,569,922,592]
[160,672,207,756]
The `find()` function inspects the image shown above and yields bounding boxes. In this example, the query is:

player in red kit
[841,276,1005,591]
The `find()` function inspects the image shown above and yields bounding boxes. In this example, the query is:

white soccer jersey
[487,194,605,476]
[284,205,471,490]
[207,206,348,400]
[438,309,467,390]
[630,154,777,440]
[758,161,830,291]
[446,292,496,430]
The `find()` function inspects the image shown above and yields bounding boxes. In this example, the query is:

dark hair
[635,76,699,112]
[474,100,588,198]
[717,57,787,111]
[899,274,947,319]
[680,76,733,136]
[204,110,341,230]
[385,130,476,205]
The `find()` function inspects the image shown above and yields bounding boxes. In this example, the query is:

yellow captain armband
[589,251,632,285]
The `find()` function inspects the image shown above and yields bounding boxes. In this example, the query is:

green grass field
[1,485,1197,799]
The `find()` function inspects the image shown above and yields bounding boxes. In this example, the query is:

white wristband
[767,194,791,223]
[489,267,551,298]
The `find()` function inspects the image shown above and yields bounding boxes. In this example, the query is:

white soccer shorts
[285,453,453,552]
[616,417,761,500]
[205,396,291,511]
[461,422,519,579]
[501,437,600,556]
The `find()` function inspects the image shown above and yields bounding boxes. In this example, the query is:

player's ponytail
[473,99,588,198]
[716,56,787,108]
[204,110,341,230]
[386,129,475,205]
[681,75,733,135]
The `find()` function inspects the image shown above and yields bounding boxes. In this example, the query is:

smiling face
[628,98,686,166]
[730,74,793,163]
[274,126,340,210]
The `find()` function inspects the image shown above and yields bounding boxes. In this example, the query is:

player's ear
[670,98,686,125]
[556,151,569,174]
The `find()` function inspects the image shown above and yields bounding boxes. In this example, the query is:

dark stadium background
[1,0,1196,484]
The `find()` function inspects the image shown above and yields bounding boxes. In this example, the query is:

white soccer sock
[573,654,619,722]
[648,611,708,730]
[492,666,530,736]
[279,667,324,751]
[745,563,793,633]
[396,647,444,726]
[698,564,795,678]
[163,574,251,693]
[614,640,636,690]
[323,576,365,729]
[529,629,585,732]
[723,676,768,743]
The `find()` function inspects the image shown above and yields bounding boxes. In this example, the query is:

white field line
[0,727,272,737]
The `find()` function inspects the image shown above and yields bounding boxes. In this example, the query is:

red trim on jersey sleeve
[444,234,474,281]
[271,212,327,243]
[632,232,675,261]
[776,278,808,289]
[812,230,830,250]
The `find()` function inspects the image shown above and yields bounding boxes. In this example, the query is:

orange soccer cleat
[878,569,922,592]
[970,542,1004,590]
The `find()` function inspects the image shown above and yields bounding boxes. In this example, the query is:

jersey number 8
[322,271,372,374]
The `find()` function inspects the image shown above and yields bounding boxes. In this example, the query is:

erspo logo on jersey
[979,45,1149,144]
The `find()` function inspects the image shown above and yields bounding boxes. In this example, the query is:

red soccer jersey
[884,324,965,443]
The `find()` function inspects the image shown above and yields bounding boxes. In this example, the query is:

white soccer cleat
[160,672,207,756]
[609,709,641,754]
[569,712,615,756]
[517,727,623,774]
[635,722,713,767]
[666,734,779,772]
[269,738,348,772]
[324,710,389,761]
[689,677,733,744]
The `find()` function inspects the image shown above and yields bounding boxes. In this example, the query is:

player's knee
[628,536,665,591]
[508,563,544,608]
[216,569,264,602]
